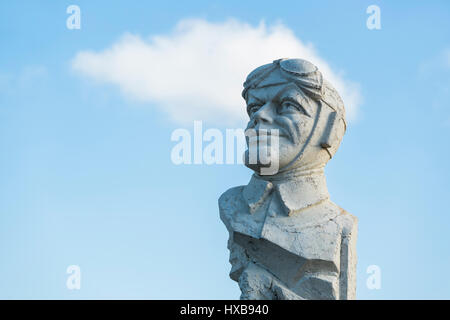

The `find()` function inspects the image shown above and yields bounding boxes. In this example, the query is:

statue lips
[247,130,287,147]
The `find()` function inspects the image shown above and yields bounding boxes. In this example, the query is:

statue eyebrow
[273,83,299,101]
[246,92,264,105]
[274,84,312,117]
[280,96,311,117]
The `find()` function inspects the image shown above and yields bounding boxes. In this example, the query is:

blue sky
[1,0,450,299]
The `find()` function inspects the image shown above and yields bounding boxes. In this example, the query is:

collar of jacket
[242,169,330,217]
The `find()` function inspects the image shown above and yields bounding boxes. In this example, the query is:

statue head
[242,58,346,175]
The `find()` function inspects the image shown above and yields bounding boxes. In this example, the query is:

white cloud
[72,18,361,125]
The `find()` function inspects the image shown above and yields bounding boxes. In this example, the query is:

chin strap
[320,111,338,159]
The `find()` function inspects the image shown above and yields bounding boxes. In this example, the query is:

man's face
[244,81,318,173]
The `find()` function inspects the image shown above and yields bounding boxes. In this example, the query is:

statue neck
[256,164,326,183]
[253,166,330,215]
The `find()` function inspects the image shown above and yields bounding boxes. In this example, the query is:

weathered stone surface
[219,58,357,300]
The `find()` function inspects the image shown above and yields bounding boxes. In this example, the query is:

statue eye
[247,104,262,116]
[279,100,298,112]
[279,99,309,116]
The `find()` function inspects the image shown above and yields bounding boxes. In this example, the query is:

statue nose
[253,103,274,124]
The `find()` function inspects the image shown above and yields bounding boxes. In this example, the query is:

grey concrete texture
[219,58,357,300]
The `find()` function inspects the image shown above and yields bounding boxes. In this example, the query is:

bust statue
[219,58,357,300]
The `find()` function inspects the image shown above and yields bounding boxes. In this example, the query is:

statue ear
[320,111,338,149]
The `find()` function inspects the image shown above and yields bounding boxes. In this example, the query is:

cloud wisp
[72,18,361,125]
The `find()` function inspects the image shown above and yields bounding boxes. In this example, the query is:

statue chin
[243,149,281,176]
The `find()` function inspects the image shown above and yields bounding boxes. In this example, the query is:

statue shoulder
[320,200,357,236]
[334,206,358,237]
[218,185,245,209]
[218,185,246,228]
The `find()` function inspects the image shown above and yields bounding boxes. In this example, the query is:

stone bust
[219,58,357,300]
